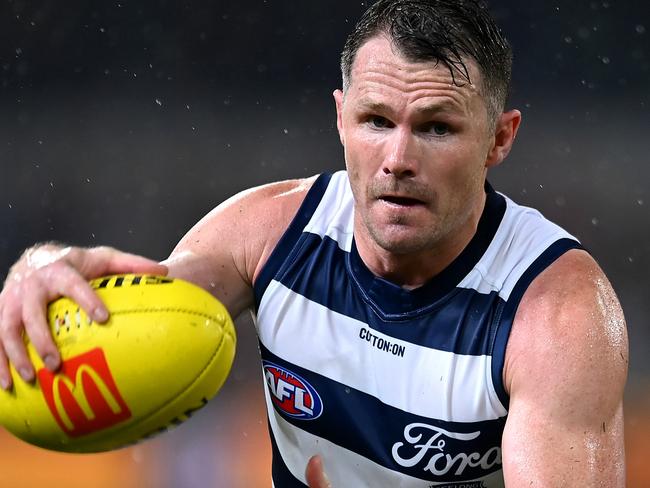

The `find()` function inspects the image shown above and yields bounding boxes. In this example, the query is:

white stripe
[256,280,508,422]
[303,171,354,251]
[265,386,505,487]
[458,196,578,301]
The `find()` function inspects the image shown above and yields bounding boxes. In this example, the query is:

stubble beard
[362,211,447,256]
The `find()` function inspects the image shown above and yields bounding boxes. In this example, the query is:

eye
[423,122,450,136]
[368,116,393,129]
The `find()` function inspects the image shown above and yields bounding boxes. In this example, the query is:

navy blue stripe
[274,232,503,355]
[349,185,506,314]
[261,342,505,483]
[490,238,584,408]
[254,172,332,311]
[268,420,308,487]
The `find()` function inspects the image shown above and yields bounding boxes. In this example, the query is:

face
[334,36,516,259]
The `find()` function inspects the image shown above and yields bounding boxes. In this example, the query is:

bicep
[502,392,625,486]
[501,250,627,486]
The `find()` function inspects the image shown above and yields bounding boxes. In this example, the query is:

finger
[22,286,60,372]
[305,455,332,488]
[83,247,168,277]
[0,345,13,390]
[0,291,33,382]
[64,267,110,323]
[1,325,34,383]
[42,261,109,323]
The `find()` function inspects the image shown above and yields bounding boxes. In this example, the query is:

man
[0,0,627,486]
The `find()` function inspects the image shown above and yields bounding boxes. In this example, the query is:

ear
[485,109,522,168]
[333,89,345,146]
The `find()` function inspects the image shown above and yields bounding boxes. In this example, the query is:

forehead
[347,36,483,112]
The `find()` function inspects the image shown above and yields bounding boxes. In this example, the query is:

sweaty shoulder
[504,248,628,398]
[241,176,320,283]
[167,176,317,317]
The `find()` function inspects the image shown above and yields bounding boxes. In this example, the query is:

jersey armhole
[489,238,585,409]
[253,172,332,311]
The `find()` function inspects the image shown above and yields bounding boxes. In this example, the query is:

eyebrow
[355,99,463,116]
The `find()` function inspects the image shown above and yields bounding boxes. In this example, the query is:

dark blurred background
[0,1,648,486]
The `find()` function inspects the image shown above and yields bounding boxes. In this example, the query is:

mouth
[379,195,426,207]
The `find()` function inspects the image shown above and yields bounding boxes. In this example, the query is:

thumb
[305,455,332,488]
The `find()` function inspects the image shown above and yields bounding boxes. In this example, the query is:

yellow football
[0,274,236,452]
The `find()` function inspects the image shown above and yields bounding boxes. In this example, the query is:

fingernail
[19,368,34,382]
[0,377,10,390]
[93,307,108,322]
[44,354,59,371]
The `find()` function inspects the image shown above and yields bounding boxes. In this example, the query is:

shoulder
[185,174,318,271]
[167,175,319,315]
[504,248,628,411]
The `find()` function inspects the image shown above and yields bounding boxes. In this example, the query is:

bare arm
[502,249,628,486]
[0,177,315,389]
[162,176,316,318]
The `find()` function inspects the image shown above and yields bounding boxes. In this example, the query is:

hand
[305,455,332,488]
[0,244,167,389]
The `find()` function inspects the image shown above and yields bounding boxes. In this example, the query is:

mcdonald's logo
[38,348,132,437]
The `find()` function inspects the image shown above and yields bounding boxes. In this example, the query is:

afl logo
[263,361,323,420]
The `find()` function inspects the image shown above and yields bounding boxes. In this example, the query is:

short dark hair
[340,0,512,122]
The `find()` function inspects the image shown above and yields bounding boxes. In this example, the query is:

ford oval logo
[262,361,323,420]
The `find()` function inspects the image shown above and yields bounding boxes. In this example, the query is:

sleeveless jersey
[253,171,582,487]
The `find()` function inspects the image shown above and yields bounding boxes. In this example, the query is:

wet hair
[340,0,512,123]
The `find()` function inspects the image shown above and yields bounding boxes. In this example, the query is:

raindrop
[564,36,573,44]
[627,257,634,263]
[591,218,599,226]
[86,178,91,183]
[8,203,12,209]
[15,47,22,56]
[99,27,105,33]
[637,199,644,205]
[283,128,289,134]
[601,56,610,65]
[155,98,162,106]
[636,25,646,34]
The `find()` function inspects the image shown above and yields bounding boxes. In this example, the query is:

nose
[382,127,419,179]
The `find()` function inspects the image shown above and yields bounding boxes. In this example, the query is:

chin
[371,227,437,255]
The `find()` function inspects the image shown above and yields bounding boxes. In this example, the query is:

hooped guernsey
[253,171,582,487]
